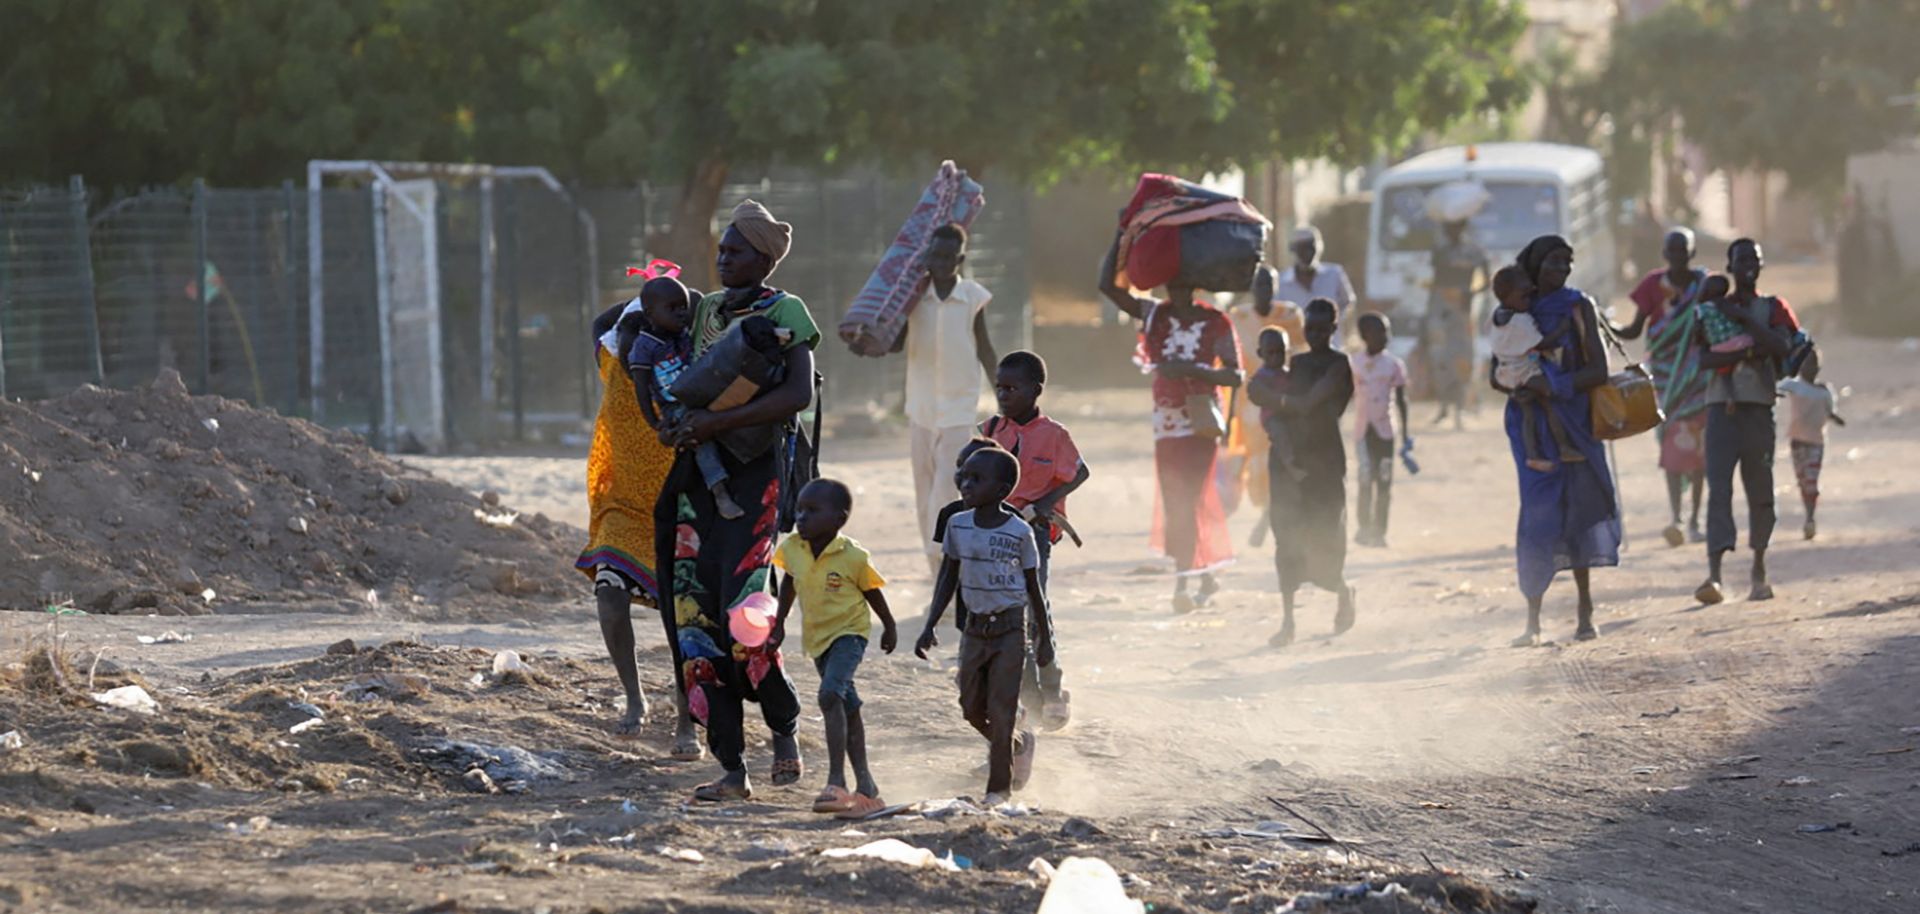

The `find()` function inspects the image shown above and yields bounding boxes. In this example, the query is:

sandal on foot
[1694,580,1725,606]
[1171,592,1196,614]
[812,786,856,814]
[1661,525,1686,548]
[835,793,888,820]
[1510,630,1542,648]
[770,757,803,787]
[692,778,752,802]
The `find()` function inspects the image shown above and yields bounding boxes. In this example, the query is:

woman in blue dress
[1493,234,1622,646]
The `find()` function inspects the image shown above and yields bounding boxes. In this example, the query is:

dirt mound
[0,372,582,616]
[0,638,647,804]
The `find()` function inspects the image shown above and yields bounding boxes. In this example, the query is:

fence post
[371,181,394,452]
[191,178,211,393]
[478,176,496,434]
[307,163,325,423]
[0,200,9,399]
[70,175,106,385]
[281,180,300,415]
[503,182,523,442]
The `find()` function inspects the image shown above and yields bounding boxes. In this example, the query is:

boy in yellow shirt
[770,479,897,818]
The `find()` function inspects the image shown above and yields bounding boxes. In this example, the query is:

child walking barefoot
[1488,266,1583,473]
[771,479,897,819]
[1350,313,1411,547]
[982,351,1089,732]
[916,448,1055,804]
[1777,347,1844,540]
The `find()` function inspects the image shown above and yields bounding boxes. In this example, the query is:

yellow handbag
[1590,363,1662,440]
[1576,306,1663,440]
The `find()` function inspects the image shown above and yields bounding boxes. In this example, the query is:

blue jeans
[813,635,866,713]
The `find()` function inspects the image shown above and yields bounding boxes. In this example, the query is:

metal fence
[0,169,1032,451]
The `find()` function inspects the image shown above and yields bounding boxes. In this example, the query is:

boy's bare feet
[713,485,746,520]
[1525,458,1555,473]
[1332,586,1356,636]
[1688,523,1705,543]
[1510,628,1542,648]
[1171,592,1196,614]
[1749,554,1772,601]
[1574,624,1599,641]
[1268,620,1296,648]
[1694,580,1725,605]
[1803,519,1816,540]
[1195,574,1220,608]
[983,791,1010,807]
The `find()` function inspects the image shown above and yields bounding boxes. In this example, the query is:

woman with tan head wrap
[655,199,821,802]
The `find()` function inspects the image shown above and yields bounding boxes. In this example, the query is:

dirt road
[4,331,1916,913]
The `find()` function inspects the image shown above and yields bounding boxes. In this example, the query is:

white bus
[1365,142,1615,321]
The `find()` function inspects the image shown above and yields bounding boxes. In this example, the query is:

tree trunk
[648,156,730,292]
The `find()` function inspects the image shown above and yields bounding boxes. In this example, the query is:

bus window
[1377,182,1560,253]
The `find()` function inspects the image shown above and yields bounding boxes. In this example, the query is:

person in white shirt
[1271,225,1357,328]
[896,223,998,574]
[1777,347,1845,540]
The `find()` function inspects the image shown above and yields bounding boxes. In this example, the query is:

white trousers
[912,423,976,573]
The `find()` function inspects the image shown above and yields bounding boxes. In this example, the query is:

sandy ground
[4,322,1918,912]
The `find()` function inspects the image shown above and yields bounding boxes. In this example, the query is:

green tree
[4,0,1531,269]
[1597,0,1920,195]
[563,0,1529,269]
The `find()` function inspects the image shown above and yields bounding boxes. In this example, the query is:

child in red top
[982,351,1089,731]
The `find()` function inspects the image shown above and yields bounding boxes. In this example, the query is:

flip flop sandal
[770,757,804,787]
[835,793,888,820]
[812,786,856,814]
[692,779,752,802]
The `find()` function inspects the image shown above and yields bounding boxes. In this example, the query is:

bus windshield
[1377,181,1560,253]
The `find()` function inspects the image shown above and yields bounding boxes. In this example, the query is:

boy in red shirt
[982,351,1089,730]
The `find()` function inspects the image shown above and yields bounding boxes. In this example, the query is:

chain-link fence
[1,169,1032,451]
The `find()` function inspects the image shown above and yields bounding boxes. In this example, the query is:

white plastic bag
[92,685,159,715]
[1036,857,1144,914]
[1425,180,1491,224]
[821,838,960,872]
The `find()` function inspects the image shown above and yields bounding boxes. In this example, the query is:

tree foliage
[3,0,1530,259]
[1593,0,1920,194]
